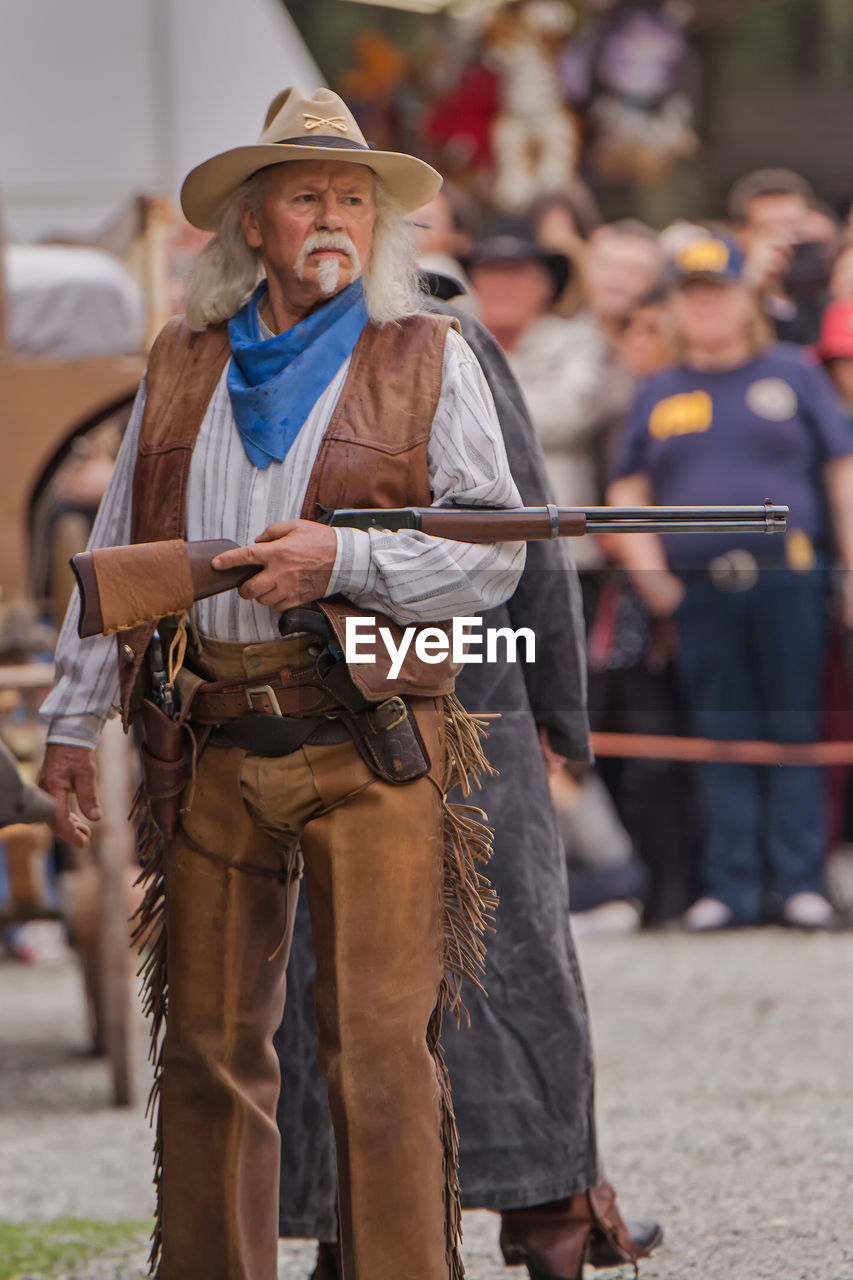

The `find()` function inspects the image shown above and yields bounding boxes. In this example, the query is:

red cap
[816,300,853,361]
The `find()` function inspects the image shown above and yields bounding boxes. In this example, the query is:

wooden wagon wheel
[91,716,140,1107]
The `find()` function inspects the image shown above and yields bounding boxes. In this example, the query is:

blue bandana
[227,280,369,470]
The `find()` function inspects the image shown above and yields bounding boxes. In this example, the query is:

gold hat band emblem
[303,114,348,133]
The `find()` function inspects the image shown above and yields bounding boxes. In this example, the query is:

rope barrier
[590,732,853,766]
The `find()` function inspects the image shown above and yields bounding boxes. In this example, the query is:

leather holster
[140,697,189,842]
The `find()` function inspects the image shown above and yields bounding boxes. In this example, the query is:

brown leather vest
[117,312,459,721]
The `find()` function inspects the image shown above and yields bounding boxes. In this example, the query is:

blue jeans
[675,568,828,922]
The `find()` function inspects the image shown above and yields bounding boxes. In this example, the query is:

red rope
[590,732,853,766]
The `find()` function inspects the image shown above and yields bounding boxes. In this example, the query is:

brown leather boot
[500,1179,659,1279]
[313,1190,662,1280]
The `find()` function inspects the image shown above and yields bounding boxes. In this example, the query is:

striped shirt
[42,325,524,748]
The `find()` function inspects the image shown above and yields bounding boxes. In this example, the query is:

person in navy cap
[608,232,853,931]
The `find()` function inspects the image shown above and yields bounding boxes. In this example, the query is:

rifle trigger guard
[546,504,559,539]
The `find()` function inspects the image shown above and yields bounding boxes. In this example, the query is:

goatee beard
[315,257,342,295]
[295,231,362,298]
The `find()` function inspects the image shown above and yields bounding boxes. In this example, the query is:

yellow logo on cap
[649,391,714,440]
[677,238,730,276]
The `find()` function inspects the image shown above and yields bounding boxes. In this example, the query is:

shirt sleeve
[327,327,526,624]
[797,357,853,462]
[40,379,147,749]
[610,381,655,482]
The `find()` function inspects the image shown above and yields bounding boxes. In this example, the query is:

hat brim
[672,270,743,288]
[815,342,853,362]
[181,142,443,230]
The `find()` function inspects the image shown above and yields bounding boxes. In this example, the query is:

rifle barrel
[581,505,787,525]
[325,504,789,542]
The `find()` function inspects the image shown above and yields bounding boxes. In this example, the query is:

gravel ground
[1,927,852,1279]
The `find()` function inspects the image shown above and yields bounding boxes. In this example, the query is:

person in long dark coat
[275,286,662,1277]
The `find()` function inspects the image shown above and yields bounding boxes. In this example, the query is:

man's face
[413,193,455,258]
[470,261,554,341]
[587,231,663,323]
[618,302,669,378]
[240,159,376,306]
[744,192,810,246]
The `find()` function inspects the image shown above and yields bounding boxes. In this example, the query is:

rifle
[71,502,788,639]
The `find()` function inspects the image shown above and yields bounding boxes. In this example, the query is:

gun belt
[189,671,340,723]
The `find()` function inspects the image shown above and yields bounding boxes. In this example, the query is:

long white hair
[183,168,427,331]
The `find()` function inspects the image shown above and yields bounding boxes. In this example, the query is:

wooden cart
[0,670,140,1106]
[0,212,157,1106]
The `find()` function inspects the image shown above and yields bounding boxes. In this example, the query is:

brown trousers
[158,636,451,1280]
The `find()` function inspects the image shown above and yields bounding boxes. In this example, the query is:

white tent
[0,0,323,240]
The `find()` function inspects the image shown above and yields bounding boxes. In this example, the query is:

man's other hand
[38,744,100,849]
[744,235,792,293]
[211,520,338,612]
[635,570,686,619]
[538,726,568,777]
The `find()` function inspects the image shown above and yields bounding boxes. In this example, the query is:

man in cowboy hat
[38,86,525,1280]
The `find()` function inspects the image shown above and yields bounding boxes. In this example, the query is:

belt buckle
[246,684,283,716]
[708,550,759,593]
[375,695,407,732]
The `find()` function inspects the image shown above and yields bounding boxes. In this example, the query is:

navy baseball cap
[672,233,746,285]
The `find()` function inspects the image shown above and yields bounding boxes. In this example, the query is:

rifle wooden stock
[71,540,261,638]
[417,507,587,541]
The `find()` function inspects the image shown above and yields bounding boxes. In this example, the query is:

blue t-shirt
[612,344,853,570]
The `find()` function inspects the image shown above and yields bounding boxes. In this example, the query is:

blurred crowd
[413,165,853,934]
[5,163,853,964]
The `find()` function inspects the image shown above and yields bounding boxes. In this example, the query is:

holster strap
[139,745,188,800]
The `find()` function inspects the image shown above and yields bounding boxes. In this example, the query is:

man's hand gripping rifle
[71,502,788,639]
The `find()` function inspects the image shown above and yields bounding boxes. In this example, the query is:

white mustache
[295,231,362,281]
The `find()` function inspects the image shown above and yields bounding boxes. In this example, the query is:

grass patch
[0,1218,150,1280]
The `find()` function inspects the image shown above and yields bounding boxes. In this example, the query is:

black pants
[588,661,701,924]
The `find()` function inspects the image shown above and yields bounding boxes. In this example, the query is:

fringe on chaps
[131,691,497,1279]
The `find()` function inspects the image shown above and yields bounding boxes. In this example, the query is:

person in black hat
[275,270,664,1280]
[467,221,610,576]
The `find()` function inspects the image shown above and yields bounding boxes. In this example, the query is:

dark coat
[276,303,599,1239]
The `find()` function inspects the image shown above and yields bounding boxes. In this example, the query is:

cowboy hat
[181,86,443,230]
